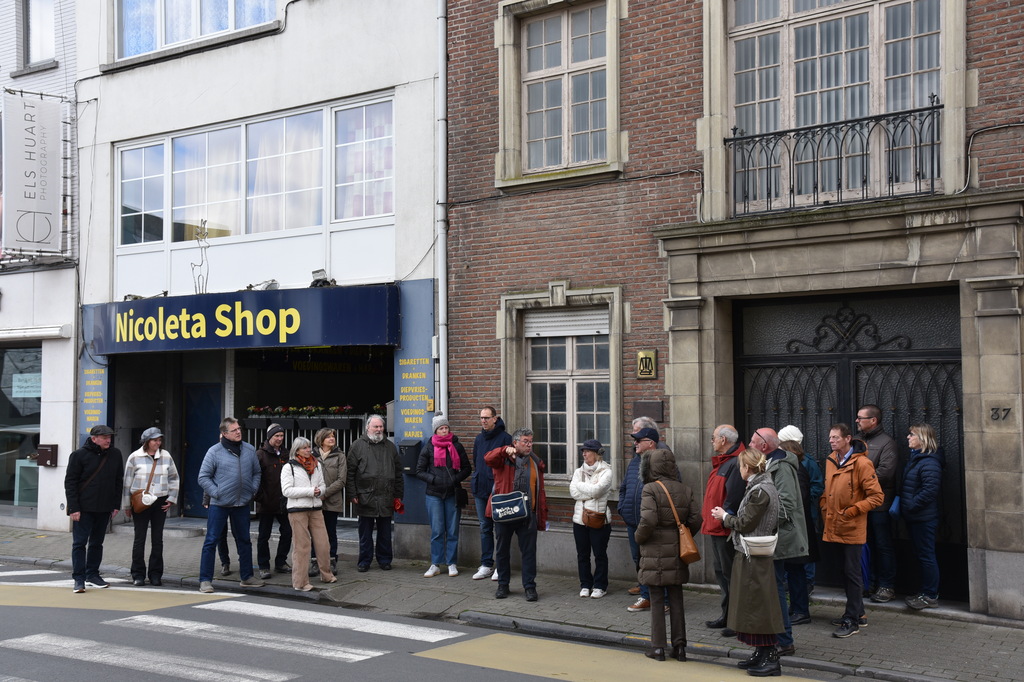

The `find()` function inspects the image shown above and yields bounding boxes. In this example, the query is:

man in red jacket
[485,427,548,602]
[701,424,746,637]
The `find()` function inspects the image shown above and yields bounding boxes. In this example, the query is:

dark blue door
[183,384,221,518]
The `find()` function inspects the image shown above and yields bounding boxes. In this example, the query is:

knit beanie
[431,414,449,433]
[267,423,284,440]
[778,424,804,444]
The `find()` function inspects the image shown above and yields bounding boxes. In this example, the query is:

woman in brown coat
[635,448,701,662]
[711,447,784,677]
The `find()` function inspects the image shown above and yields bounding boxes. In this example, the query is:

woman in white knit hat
[416,414,471,577]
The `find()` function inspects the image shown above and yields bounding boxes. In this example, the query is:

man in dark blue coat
[470,405,513,580]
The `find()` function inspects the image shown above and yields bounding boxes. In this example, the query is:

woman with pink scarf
[416,414,471,577]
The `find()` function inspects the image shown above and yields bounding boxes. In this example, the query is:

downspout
[435,0,449,417]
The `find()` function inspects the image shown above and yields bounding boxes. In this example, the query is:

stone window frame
[494,0,628,190]
[497,281,625,494]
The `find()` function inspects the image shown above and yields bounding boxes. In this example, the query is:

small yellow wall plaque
[637,350,657,379]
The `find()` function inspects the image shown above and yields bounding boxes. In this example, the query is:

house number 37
[991,408,1011,420]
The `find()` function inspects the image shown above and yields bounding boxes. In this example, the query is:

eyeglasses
[480,416,495,421]
[226,428,241,434]
[854,416,873,421]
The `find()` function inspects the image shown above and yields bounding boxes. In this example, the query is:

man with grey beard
[346,415,404,571]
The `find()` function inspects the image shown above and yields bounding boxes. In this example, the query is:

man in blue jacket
[197,417,263,593]
[471,405,513,580]
[620,424,660,612]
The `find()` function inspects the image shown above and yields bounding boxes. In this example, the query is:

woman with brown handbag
[569,439,613,599]
[122,427,179,587]
[635,448,701,662]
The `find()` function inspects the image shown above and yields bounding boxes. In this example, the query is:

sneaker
[830,615,867,627]
[491,570,499,581]
[590,588,606,599]
[579,588,591,598]
[86,575,109,588]
[259,569,272,580]
[424,564,441,578]
[628,585,642,595]
[448,565,459,577]
[871,586,895,603]
[790,612,812,625]
[832,618,860,638]
[525,587,538,602]
[495,584,510,599]
[906,594,939,610]
[472,565,493,580]
[627,597,651,612]
[275,563,292,574]
[199,581,214,593]
[73,580,85,593]
[221,563,231,576]
[240,577,265,587]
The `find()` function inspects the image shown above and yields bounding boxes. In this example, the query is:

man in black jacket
[255,423,292,579]
[64,425,123,593]
[470,405,513,580]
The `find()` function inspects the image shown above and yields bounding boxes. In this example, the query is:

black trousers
[131,498,167,581]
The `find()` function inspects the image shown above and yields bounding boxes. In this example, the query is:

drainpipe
[435,0,449,417]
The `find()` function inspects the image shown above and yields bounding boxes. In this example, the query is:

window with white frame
[117,99,393,246]
[23,0,55,64]
[730,0,941,204]
[522,2,607,171]
[118,0,275,58]
[525,310,611,476]
[495,0,622,186]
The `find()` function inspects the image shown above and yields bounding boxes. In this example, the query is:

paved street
[1,521,1021,682]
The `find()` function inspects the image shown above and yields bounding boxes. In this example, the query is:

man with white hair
[701,424,745,637]
[346,415,404,572]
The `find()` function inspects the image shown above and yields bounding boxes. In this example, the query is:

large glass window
[522,2,607,172]
[0,348,41,507]
[528,335,610,475]
[118,99,392,245]
[118,0,275,58]
[24,0,55,64]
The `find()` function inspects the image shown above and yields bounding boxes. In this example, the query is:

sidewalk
[2,520,1021,682]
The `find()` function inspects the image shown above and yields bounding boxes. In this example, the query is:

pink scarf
[432,433,461,470]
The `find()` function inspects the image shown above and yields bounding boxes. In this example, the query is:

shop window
[495,0,624,188]
[0,348,41,507]
[116,98,392,246]
[118,0,276,58]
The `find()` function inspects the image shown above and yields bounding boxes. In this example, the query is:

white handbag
[740,534,778,558]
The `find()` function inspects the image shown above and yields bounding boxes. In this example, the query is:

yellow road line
[417,633,808,681]
[0,585,235,611]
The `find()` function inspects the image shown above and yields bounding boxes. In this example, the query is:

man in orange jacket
[821,423,883,639]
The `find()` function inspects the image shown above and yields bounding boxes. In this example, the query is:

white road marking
[196,600,463,643]
[0,570,59,577]
[107,614,387,662]
[0,634,295,682]
[0,579,242,595]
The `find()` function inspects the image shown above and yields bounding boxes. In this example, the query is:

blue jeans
[785,561,809,616]
[425,494,460,565]
[357,516,393,568]
[626,523,649,600]
[868,510,896,589]
[907,518,939,598]
[257,511,292,569]
[201,505,253,582]
[71,511,110,581]
[474,496,494,567]
[572,522,611,590]
[773,560,794,647]
[494,515,537,589]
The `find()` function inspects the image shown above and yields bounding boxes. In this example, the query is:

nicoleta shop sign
[89,285,400,354]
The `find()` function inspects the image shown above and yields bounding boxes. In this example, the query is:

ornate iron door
[735,291,966,600]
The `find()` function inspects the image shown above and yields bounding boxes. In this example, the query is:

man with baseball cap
[64,425,124,593]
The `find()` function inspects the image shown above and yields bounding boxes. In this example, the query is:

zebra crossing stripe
[0,570,59,577]
[107,614,387,662]
[195,601,463,643]
[0,634,295,682]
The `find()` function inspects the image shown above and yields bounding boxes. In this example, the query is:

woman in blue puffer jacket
[900,423,944,610]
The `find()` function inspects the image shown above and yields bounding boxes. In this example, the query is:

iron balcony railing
[727,100,943,216]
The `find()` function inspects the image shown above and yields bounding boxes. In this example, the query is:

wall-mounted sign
[87,284,400,354]
[2,93,63,254]
[637,350,657,379]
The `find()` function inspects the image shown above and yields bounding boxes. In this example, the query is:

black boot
[748,647,781,677]
[330,557,338,574]
[308,558,319,577]
[738,647,767,670]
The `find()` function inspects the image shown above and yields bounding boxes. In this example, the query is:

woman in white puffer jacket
[569,439,613,599]
[281,437,336,591]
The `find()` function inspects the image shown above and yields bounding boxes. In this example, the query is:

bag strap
[79,454,109,492]
[143,454,158,494]
[654,480,682,528]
